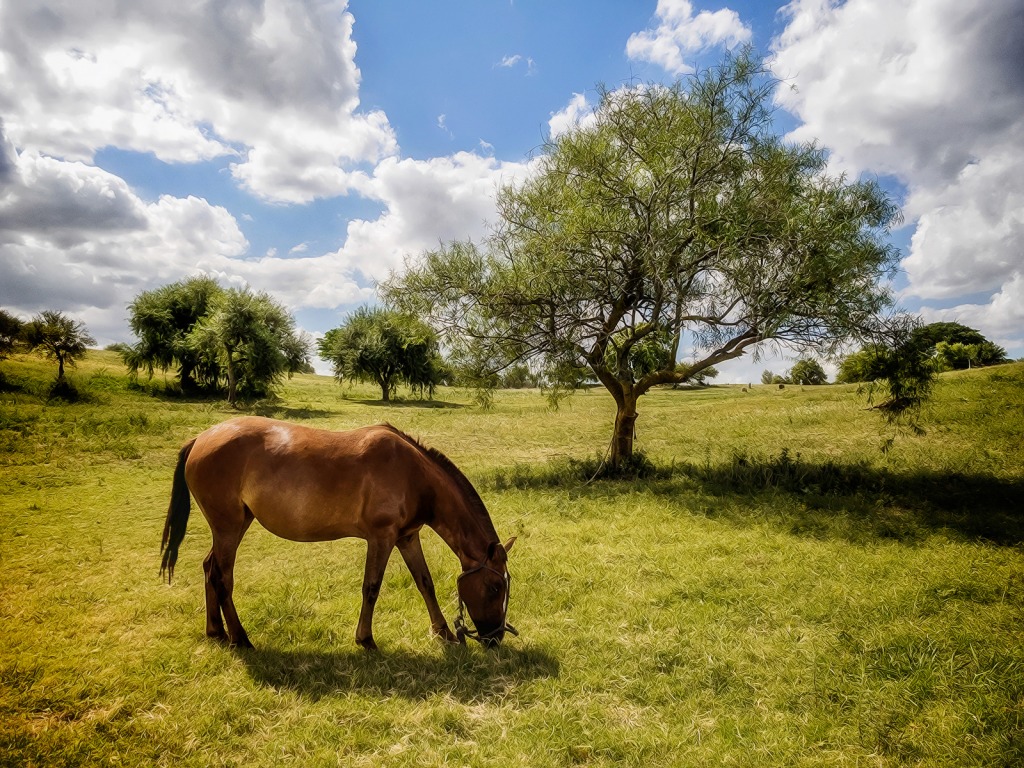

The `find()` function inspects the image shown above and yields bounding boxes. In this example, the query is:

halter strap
[453,561,518,644]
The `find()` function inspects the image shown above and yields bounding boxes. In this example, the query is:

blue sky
[1,0,1021,382]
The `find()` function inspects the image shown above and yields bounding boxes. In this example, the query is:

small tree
[836,346,887,383]
[187,288,310,406]
[789,358,827,385]
[688,365,719,386]
[761,370,788,385]
[23,311,96,380]
[318,307,446,402]
[0,309,23,361]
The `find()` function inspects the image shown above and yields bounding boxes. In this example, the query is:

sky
[1,0,1021,383]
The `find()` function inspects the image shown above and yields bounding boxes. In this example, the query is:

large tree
[318,306,446,402]
[122,276,223,391]
[187,288,310,406]
[383,52,920,470]
[23,310,96,380]
[912,322,1007,369]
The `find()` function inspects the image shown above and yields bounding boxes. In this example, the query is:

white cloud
[772,0,1024,353]
[335,152,534,284]
[497,53,535,74]
[0,0,396,204]
[627,0,751,74]
[548,93,597,139]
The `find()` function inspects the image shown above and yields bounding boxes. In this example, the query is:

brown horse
[161,416,516,649]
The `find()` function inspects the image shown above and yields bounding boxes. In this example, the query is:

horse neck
[428,478,497,568]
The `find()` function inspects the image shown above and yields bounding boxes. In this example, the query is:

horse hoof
[229,636,254,649]
[435,628,460,645]
[356,637,378,651]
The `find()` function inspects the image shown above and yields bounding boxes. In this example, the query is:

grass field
[2,350,1022,766]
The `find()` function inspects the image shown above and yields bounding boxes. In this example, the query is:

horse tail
[161,438,196,583]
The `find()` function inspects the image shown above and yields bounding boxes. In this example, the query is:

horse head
[455,536,517,648]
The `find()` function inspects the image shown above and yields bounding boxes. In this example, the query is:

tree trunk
[609,396,638,471]
[225,350,238,407]
[56,353,66,380]
[379,377,391,402]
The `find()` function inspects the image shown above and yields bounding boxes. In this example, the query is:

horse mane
[378,423,496,538]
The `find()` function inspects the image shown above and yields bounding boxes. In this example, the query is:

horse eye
[489,584,502,596]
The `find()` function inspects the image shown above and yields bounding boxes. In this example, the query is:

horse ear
[503,536,517,554]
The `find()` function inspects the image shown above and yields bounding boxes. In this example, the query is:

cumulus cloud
[772,0,1024,351]
[0,0,396,204]
[335,152,533,284]
[627,0,751,74]
[0,148,248,338]
[548,93,597,139]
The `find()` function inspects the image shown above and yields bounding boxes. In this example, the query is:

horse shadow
[237,643,559,702]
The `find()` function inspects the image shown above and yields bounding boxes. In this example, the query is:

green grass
[1,351,1022,766]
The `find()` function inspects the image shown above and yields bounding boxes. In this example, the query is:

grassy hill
[2,350,1022,766]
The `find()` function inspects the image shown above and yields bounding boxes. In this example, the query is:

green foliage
[911,321,987,350]
[500,363,540,389]
[789,357,827,385]
[318,306,446,401]
[934,340,1008,371]
[383,50,909,468]
[122,279,308,405]
[835,346,889,383]
[23,310,96,380]
[187,287,310,406]
[761,369,789,385]
[0,308,23,360]
[687,365,719,385]
[122,276,223,391]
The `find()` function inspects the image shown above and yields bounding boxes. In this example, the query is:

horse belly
[244,484,367,542]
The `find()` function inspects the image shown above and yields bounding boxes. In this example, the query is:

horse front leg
[397,532,459,644]
[355,537,394,650]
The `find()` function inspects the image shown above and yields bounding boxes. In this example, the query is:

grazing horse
[160,416,516,649]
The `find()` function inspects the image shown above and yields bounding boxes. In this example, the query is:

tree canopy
[318,307,446,402]
[123,276,223,391]
[913,322,1007,370]
[837,322,1008,383]
[187,287,310,406]
[0,309,23,361]
[122,279,309,405]
[24,310,96,380]
[789,358,827,385]
[383,52,920,470]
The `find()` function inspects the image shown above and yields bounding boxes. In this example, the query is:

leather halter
[453,561,518,644]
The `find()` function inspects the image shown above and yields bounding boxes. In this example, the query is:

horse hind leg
[355,537,395,651]
[203,551,227,641]
[205,513,254,649]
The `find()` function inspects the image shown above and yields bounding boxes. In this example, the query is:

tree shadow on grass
[485,453,1024,546]
[356,399,466,409]
[238,643,559,702]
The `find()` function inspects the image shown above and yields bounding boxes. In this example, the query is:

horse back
[185,417,437,542]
